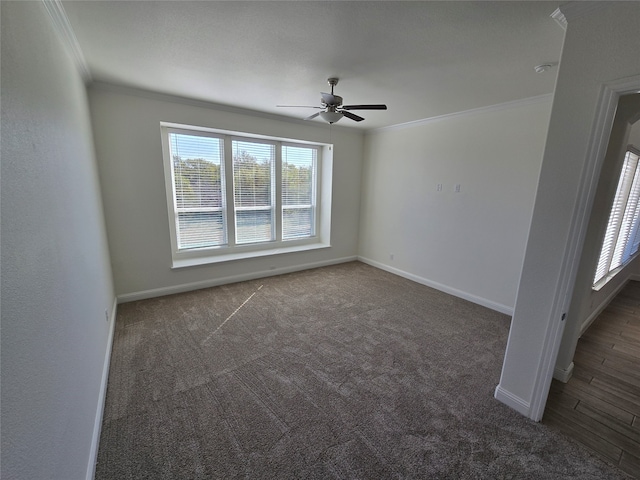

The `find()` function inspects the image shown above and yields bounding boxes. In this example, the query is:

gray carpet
[96,262,631,479]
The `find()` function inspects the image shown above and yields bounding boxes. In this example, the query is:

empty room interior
[2,1,640,479]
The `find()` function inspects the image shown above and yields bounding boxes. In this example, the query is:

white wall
[358,98,552,313]
[631,118,640,146]
[88,84,364,299]
[497,3,640,419]
[1,2,115,479]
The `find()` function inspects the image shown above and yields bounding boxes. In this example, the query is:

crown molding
[550,7,568,29]
[41,0,91,82]
[369,94,553,134]
[551,2,609,30]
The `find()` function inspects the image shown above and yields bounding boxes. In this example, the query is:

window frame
[281,142,318,241]
[593,145,640,290]
[230,137,278,245]
[166,129,228,251]
[160,122,331,268]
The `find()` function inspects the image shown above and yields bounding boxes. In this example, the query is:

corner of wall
[358,256,515,316]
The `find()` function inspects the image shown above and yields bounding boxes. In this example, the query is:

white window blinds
[594,148,640,286]
[232,140,275,244]
[282,145,317,240]
[163,124,323,262]
[168,132,227,249]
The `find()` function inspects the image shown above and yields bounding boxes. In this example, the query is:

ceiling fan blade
[276,105,322,109]
[341,110,365,122]
[321,92,342,106]
[342,104,388,111]
[304,112,321,121]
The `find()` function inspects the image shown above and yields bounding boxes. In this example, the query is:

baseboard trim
[553,361,574,383]
[357,256,514,315]
[86,296,118,480]
[494,385,531,417]
[117,256,358,303]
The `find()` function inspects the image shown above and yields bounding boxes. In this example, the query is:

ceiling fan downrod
[328,77,339,95]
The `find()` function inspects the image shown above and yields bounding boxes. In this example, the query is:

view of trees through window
[168,131,317,251]
[232,141,275,244]
[282,145,315,239]
[171,134,226,249]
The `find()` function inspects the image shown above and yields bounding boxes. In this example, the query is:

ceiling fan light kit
[278,78,387,124]
[319,110,343,124]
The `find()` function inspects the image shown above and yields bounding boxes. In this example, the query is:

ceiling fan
[277,78,387,124]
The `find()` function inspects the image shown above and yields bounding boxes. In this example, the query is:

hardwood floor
[544,280,640,479]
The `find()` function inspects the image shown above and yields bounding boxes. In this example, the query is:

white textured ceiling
[61,1,565,130]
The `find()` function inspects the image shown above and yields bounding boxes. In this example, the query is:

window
[169,132,227,250]
[232,140,276,244]
[282,145,317,240]
[161,124,330,267]
[593,146,640,288]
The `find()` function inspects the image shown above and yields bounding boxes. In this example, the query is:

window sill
[592,253,639,291]
[593,275,615,292]
[171,241,331,269]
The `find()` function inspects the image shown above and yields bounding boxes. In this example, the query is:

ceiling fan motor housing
[324,96,343,107]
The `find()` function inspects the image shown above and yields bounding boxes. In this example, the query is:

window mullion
[275,142,283,242]
[312,148,319,236]
[223,135,236,247]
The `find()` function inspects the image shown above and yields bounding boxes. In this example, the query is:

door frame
[529,74,640,421]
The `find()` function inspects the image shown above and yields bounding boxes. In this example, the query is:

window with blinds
[282,145,317,239]
[232,140,275,244]
[593,147,640,287]
[168,132,226,249]
[162,125,324,263]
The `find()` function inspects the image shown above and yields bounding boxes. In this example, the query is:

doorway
[543,94,640,477]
